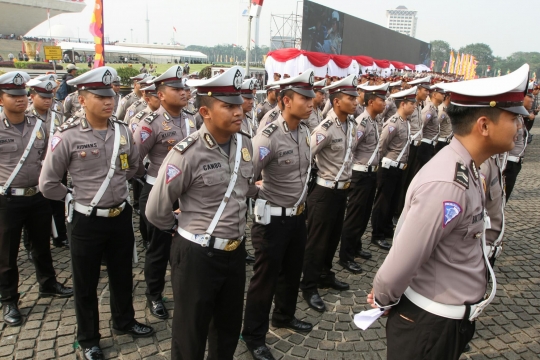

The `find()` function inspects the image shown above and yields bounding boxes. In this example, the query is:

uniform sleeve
[63,96,72,118]
[378,123,396,157]
[256,104,265,122]
[421,106,435,127]
[373,182,468,305]
[310,127,332,157]
[146,150,192,230]
[39,132,69,200]
[115,99,126,119]
[321,99,332,118]
[123,107,132,123]
[125,126,139,180]
[133,119,157,177]
[252,133,273,182]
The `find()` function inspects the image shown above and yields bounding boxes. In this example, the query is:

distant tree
[496,52,540,78]
[458,43,494,67]
[430,40,451,71]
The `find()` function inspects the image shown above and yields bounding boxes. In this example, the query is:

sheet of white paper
[353,308,386,330]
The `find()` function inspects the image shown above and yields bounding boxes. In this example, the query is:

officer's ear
[78,90,89,107]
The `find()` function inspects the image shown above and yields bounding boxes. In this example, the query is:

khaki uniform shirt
[134,105,196,177]
[379,114,410,163]
[256,100,277,123]
[306,107,323,134]
[509,116,526,157]
[145,124,257,238]
[52,99,64,120]
[129,106,152,133]
[408,102,423,141]
[311,109,357,182]
[113,93,121,114]
[380,98,397,123]
[124,100,148,123]
[253,115,310,207]
[115,91,140,120]
[39,117,139,207]
[480,156,505,246]
[0,113,47,188]
[352,110,380,166]
[185,100,196,114]
[256,109,280,135]
[26,104,63,138]
[241,113,257,137]
[374,138,487,306]
[422,97,440,140]
[321,98,332,118]
[354,104,365,119]
[438,104,453,139]
[63,91,81,119]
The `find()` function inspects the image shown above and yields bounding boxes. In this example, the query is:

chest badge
[189,119,195,128]
[242,148,251,162]
[36,130,43,140]
[120,135,127,146]
[162,121,171,131]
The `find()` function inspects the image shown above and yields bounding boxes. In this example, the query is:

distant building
[386,6,417,38]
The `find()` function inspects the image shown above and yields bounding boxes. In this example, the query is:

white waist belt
[177,227,244,251]
[404,287,478,321]
[507,155,522,163]
[352,164,378,172]
[146,175,157,185]
[438,137,451,143]
[381,157,406,170]
[0,186,39,196]
[270,204,305,216]
[316,176,351,190]
[73,201,126,217]
[421,138,435,145]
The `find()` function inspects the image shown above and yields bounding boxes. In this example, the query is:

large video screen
[301,0,431,65]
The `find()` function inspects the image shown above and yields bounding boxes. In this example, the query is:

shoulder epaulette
[133,100,141,106]
[182,108,195,116]
[174,136,197,153]
[360,118,367,127]
[135,110,147,120]
[124,93,132,100]
[321,119,333,131]
[111,116,128,125]
[144,112,159,124]
[239,130,252,138]
[269,110,278,120]
[454,163,469,189]
[57,118,80,132]
[262,123,278,137]
[390,116,398,123]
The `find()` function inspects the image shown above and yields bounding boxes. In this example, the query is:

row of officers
[0,62,532,360]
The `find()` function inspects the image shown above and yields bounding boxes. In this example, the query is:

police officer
[300,74,358,312]
[380,80,402,122]
[128,82,161,134]
[435,90,452,153]
[256,87,283,135]
[242,70,315,360]
[124,77,154,123]
[370,87,417,250]
[353,86,365,118]
[63,89,81,118]
[145,66,257,359]
[26,77,68,248]
[305,79,326,133]
[240,79,257,137]
[413,84,443,173]
[367,64,529,360]
[115,73,148,120]
[134,65,193,320]
[112,76,122,114]
[504,90,531,201]
[40,67,153,360]
[256,84,278,122]
[339,82,389,272]
[0,71,73,327]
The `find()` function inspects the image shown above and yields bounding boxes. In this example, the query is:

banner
[89,0,105,68]
[454,52,460,75]
[430,60,435,70]
[441,60,448,72]
[448,51,455,74]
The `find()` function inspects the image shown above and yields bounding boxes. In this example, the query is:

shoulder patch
[239,130,252,138]
[454,163,469,189]
[262,123,278,137]
[144,112,159,124]
[57,119,80,132]
[135,110,147,120]
[321,119,333,131]
[182,108,195,116]
[174,136,197,153]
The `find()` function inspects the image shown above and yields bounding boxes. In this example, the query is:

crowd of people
[0,61,535,360]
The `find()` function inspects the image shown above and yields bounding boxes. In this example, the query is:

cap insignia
[309,72,314,86]
[13,73,24,86]
[176,67,183,79]
[102,70,113,86]
[233,69,243,90]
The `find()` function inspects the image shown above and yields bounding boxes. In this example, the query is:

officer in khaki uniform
[145,66,257,360]
[124,94,149,123]
[128,82,161,134]
[340,82,389,272]
[134,65,193,320]
[26,77,68,248]
[353,86,365,118]
[256,84,278,122]
[115,73,149,120]
[112,76,122,114]
[380,80,401,123]
[435,91,453,153]
[370,87,417,250]
[240,79,257,137]
[39,66,153,360]
[305,79,326,133]
[63,89,81,118]
[300,74,359,313]
[0,71,73,328]
[367,64,530,360]
[242,70,315,360]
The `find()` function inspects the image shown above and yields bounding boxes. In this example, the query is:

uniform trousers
[171,235,246,360]
[130,178,147,242]
[242,213,307,347]
[300,185,348,292]
[386,295,475,360]
[371,167,403,241]
[340,170,377,262]
[434,140,450,154]
[139,182,176,302]
[69,204,136,348]
[503,161,522,202]
[397,143,419,215]
[0,193,57,304]
[414,142,435,173]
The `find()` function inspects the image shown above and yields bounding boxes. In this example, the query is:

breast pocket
[0,143,18,160]
[449,221,484,263]
[202,170,229,202]
[278,157,298,166]
[330,144,344,151]
[33,139,46,150]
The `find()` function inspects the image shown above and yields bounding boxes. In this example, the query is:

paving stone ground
[0,124,539,360]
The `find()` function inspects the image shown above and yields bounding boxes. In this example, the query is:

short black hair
[78,90,90,98]
[330,92,347,106]
[195,94,217,109]
[280,89,296,108]
[395,99,414,109]
[447,104,502,136]
[364,93,378,107]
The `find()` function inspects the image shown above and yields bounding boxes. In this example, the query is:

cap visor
[292,88,316,98]
[241,94,254,99]
[2,89,27,96]
[342,90,360,97]
[375,94,387,100]
[87,88,116,97]
[36,92,54,98]
[500,106,529,116]
[213,95,244,105]
[160,81,186,89]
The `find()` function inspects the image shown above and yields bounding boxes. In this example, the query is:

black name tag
[0,138,15,144]
[278,149,293,157]
[331,138,343,144]
[161,131,177,138]
[76,143,98,150]
[472,212,484,224]
[203,162,222,171]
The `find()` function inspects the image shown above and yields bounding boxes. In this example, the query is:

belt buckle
[343,182,351,190]
[296,203,305,215]
[373,165,379,172]
[224,239,241,251]
[402,164,407,170]
[108,207,122,217]
[24,187,36,196]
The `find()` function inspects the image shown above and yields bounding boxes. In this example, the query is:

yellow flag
[454,53,460,74]
[449,51,455,73]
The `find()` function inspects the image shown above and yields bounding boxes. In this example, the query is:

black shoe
[302,291,326,312]
[464,343,471,353]
[371,239,391,250]
[271,318,313,333]
[338,260,362,274]
[113,321,154,338]
[2,303,22,326]
[39,282,73,298]
[318,275,350,291]
[247,345,275,360]
[356,250,372,260]
[52,237,69,248]
[246,253,255,264]
[27,250,33,262]
[143,241,150,250]
[147,300,169,320]
[83,346,104,360]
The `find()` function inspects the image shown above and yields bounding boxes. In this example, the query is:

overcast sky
[27,0,537,58]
